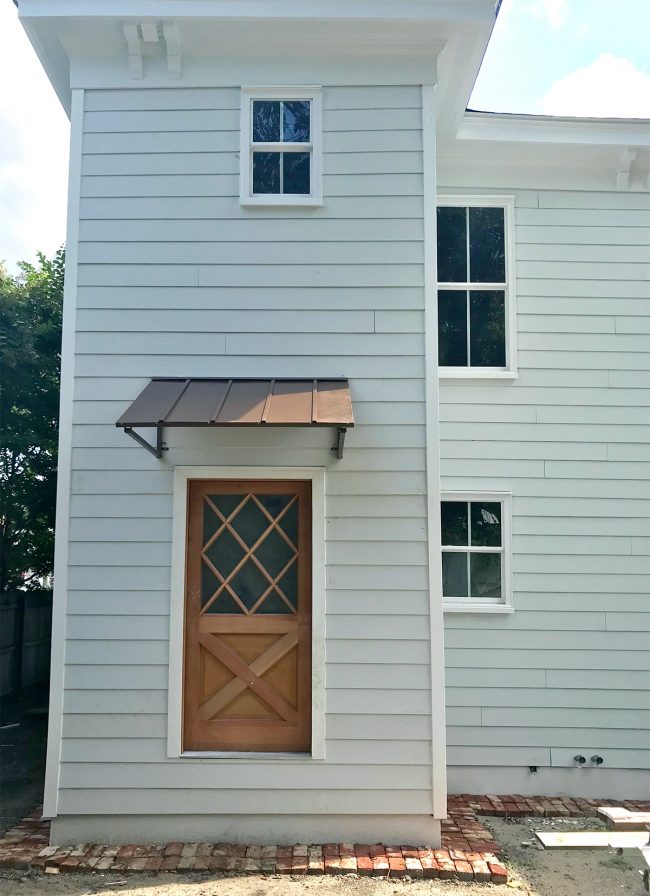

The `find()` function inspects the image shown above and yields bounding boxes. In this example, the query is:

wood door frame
[168,466,326,761]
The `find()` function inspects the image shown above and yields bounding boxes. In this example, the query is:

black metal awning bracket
[123,423,168,459]
[331,427,347,460]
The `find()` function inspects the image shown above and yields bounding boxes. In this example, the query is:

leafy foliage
[0,249,64,591]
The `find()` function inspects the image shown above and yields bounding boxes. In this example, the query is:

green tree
[0,249,64,591]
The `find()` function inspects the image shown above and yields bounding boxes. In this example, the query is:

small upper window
[436,197,516,377]
[241,88,322,206]
[441,493,512,612]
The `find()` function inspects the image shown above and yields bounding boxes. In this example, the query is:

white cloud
[529,0,569,30]
[0,4,69,272]
[540,53,650,117]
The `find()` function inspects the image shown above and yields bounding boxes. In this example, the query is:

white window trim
[437,195,517,381]
[167,465,326,761]
[441,490,514,614]
[240,86,323,207]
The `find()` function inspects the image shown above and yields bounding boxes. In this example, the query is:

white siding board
[60,738,432,765]
[77,241,423,265]
[447,727,649,750]
[80,195,424,219]
[76,308,378,333]
[58,789,433,816]
[74,354,425,378]
[446,649,649,671]
[66,641,168,664]
[63,714,167,738]
[59,763,431,790]
[79,219,424,243]
[83,88,241,112]
[448,687,648,710]
[447,747,551,766]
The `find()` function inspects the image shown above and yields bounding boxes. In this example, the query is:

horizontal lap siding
[61,86,431,816]
[441,187,650,773]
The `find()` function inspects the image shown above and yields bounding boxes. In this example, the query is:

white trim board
[167,465,326,762]
[422,83,447,821]
[42,88,84,819]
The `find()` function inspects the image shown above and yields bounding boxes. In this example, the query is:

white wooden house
[19,0,650,845]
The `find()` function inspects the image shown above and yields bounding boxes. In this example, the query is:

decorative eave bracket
[122,20,182,80]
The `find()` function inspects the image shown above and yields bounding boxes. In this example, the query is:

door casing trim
[168,466,326,761]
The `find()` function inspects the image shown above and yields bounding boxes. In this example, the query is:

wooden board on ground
[535,830,650,849]
[597,806,650,831]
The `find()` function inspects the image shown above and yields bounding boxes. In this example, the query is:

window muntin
[241,89,322,205]
[441,498,507,605]
[437,198,514,374]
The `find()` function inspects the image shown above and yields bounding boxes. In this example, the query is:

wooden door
[183,479,312,752]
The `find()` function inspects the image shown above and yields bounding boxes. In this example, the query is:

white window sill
[443,602,514,614]
[240,197,323,208]
[174,751,322,762]
[439,369,518,382]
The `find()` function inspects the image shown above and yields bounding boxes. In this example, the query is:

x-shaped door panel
[198,629,299,722]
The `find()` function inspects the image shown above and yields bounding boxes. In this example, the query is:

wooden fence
[0,591,52,697]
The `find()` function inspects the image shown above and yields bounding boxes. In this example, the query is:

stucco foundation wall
[440,186,650,795]
[50,814,440,847]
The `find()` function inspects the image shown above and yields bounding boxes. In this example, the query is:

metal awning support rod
[332,427,346,460]
[123,423,167,459]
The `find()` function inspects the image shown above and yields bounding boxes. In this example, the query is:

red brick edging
[2,796,648,885]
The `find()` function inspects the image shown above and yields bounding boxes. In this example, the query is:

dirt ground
[0,815,646,896]
[488,815,645,895]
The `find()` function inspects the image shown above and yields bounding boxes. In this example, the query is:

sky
[1,0,649,272]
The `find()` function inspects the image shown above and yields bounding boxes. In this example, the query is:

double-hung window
[441,493,512,612]
[437,196,516,377]
[240,88,322,206]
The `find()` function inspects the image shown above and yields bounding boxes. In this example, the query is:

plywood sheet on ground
[597,806,650,830]
[535,830,650,849]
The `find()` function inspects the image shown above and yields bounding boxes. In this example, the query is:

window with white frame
[437,197,516,375]
[441,494,512,610]
[240,88,322,206]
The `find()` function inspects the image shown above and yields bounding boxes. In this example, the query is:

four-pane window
[252,100,312,195]
[441,498,508,605]
[437,199,514,372]
[241,88,322,205]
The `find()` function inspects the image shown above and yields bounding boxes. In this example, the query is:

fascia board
[17,0,495,22]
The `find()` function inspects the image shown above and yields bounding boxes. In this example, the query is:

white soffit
[17,0,497,124]
[439,112,650,191]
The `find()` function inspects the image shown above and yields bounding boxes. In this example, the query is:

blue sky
[1,0,649,271]
[471,0,650,117]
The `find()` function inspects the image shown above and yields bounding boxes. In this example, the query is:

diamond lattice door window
[183,479,312,752]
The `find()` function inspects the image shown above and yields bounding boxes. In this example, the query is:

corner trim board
[422,83,448,820]
[42,88,85,819]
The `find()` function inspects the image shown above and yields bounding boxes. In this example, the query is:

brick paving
[2,796,649,885]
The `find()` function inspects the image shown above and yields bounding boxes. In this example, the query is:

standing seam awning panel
[116,378,354,429]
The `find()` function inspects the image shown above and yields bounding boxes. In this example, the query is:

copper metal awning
[116,378,354,459]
